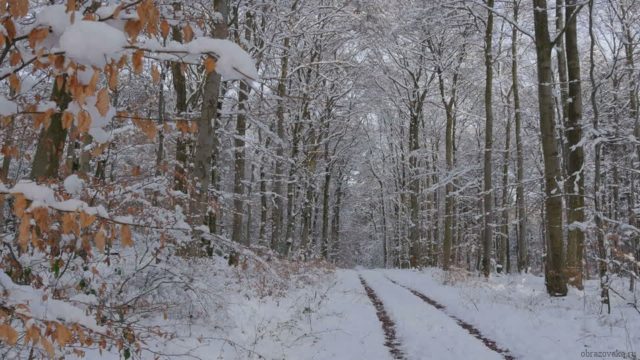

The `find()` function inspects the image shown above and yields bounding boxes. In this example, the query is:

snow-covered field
[75,267,638,359]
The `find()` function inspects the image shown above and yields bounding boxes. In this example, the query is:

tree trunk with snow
[532,0,568,296]
[31,77,72,180]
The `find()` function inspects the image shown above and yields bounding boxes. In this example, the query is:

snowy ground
[78,267,639,359]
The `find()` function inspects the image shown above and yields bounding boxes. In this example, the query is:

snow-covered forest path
[358,271,511,360]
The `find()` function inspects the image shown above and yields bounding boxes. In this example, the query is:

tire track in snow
[359,275,407,360]
[384,276,515,360]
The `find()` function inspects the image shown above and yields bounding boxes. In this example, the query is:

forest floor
[78,263,639,360]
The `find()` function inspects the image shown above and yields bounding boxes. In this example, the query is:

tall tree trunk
[408,110,420,267]
[232,81,249,245]
[438,69,457,270]
[512,0,528,273]
[32,76,72,180]
[191,0,227,237]
[588,0,610,312]
[482,0,496,278]
[330,168,343,263]
[155,64,166,177]
[500,115,511,273]
[564,0,585,289]
[271,36,290,253]
[532,0,568,296]
[172,12,190,193]
[321,146,331,259]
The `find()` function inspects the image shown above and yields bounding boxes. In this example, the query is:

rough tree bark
[564,0,586,289]
[512,0,528,273]
[191,0,227,236]
[31,76,72,180]
[482,0,495,278]
[532,0,568,296]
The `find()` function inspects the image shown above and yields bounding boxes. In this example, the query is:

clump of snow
[0,95,18,116]
[64,174,84,196]
[35,5,82,35]
[187,38,259,81]
[34,5,84,51]
[59,21,127,67]
[76,66,95,85]
[10,180,57,203]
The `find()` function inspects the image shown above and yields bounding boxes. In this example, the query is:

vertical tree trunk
[172,11,190,193]
[408,110,420,267]
[258,129,270,246]
[564,0,585,289]
[31,76,72,180]
[191,0,227,236]
[532,0,568,296]
[271,36,290,253]
[321,147,331,259]
[231,81,249,245]
[512,0,528,273]
[330,168,343,263]
[482,0,496,278]
[500,115,511,273]
[155,64,166,178]
[588,0,610,312]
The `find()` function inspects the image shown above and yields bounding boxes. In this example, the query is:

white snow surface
[362,270,503,359]
[59,20,127,67]
[0,95,18,116]
[383,268,640,360]
[12,261,631,360]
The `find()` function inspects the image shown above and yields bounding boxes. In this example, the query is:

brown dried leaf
[54,323,72,346]
[96,88,110,117]
[95,226,106,252]
[77,110,91,133]
[124,20,142,42]
[41,337,54,357]
[3,18,16,40]
[62,111,74,129]
[121,224,133,247]
[9,0,29,17]
[160,19,170,39]
[13,193,26,217]
[132,50,144,75]
[204,57,216,75]
[28,27,49,48]
[151,65,160,84]
[66,0,76,13]
[9,50,21,66]
[32,207,49,230]
[107,63,119,90]
[183,24,194,42]
[86,69,99,96]
[8,74,20,93]
[79,211,96,228]
[18,214,31,252]
[25,325,40,344]
[62,212,78,235]
[0,324,18,345]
